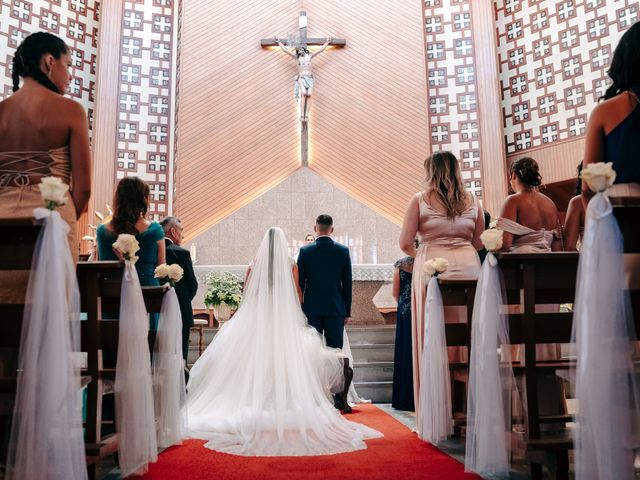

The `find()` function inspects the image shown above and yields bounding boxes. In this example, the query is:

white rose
[480,228,504,251]
[433,257,449,273]
[168,263,184,282]
[113,234,140,262]
[38,176,69,208]
[581,162,616,193]
[154,263,170,279]
[489,219,498,229]
[422,259,436,276]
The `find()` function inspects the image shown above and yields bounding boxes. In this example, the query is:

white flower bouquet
[204,272,242,308]
[38,176,69,210]
[581,162,616,193]
[113,234,140,263]
[480,228,504,251]
[423,257,449,277]
[154,263,184,288]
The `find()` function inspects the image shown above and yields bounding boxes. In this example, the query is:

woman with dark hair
[564,163,585,251]
[498,157,562,252]
[96,177,166,328]
[0,31,91,259]
[582,21,640,287]
[399,150,484,414]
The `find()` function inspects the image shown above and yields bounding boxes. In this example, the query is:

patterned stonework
[423,0,483,199]
[496,0,640,153]
[0,0,100,128]
[116,0,177,218]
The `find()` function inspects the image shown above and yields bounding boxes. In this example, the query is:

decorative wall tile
[423,0,483,198]
[495,0,640,153]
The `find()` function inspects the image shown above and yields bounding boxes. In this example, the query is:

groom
[297,214,352,409]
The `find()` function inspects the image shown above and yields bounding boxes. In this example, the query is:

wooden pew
[437,276,476,430]
[0,219,41,468]
[77,261,165,479]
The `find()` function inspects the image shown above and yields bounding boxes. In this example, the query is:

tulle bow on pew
[6,207,87,480]
[153,285,187,448]
[115,248,157,476]
[465,249,515,476]
[418,258,453,443]
[572,163,639,480]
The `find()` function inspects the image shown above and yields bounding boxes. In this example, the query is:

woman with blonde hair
[399,150,484,419]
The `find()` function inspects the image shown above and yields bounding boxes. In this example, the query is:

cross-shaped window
[561,28,578,48]
[121,65,140,84]
[538,95,556,115]
[568,116,586,136]
[565,86,584,107]
[458,93,476,111]
[40,11,59,31]
[11,1,30,20]
[428,69,446,86]
[590,47,610,68]
[151,68,170,87]
[536,67,552,86]
[153,15,172,33]
[455,38,473,57]
[618,6,638,28]
[511,74,527,93]
[588,17,607,38]
[531,11,548,31]
[152,42,171,60]
[557,1,574,20]
[120,93,139,112]
[456,66,474,84]
[150,96,169,115]
[431,125,449,142]
[541,124,558,144]
[118,122,138,141]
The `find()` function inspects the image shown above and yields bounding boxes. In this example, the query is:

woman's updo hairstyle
[12,31,68,94]
[111,177,150,236]
[510,157,542,188]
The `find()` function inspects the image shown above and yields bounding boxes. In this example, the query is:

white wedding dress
[185,227,382,456]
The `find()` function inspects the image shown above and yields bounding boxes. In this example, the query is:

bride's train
[185,228,381,456]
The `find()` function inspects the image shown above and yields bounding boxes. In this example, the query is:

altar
[193,264,397,326]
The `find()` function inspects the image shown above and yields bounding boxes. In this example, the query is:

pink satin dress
[409,193,481,415]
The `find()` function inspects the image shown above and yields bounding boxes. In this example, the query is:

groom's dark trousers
[297,236,352,349]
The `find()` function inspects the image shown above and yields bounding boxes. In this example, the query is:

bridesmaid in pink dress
[498,157,566,420]
[399,151,484,416]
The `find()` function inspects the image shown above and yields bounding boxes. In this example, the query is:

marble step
[353,381,393,403]
[353,361,394,382]
[350,343,394,363]
[345,326,396,345]
[190,326,397,349]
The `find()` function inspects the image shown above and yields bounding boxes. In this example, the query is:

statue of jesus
[277,39,330,124]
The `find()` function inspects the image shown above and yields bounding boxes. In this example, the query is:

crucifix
[261,11,346,166]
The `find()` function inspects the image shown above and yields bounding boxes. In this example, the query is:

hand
[344,316,350,325]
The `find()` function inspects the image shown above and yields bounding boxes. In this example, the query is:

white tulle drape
[342,327,371,406]
[115,261,157,476]
[185,227,382,456]
[417,276,452,443]
[153,286,186,449]
[465,253,515,476]
[572,191,639,480]
[6,208,86,480]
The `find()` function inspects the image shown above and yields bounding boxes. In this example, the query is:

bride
[185,227,382,456]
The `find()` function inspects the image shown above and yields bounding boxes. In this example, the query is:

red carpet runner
[141,405,480,480]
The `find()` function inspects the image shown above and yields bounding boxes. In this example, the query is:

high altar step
[188,325,397,403]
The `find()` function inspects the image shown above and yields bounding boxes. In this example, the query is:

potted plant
[203,272,242,325]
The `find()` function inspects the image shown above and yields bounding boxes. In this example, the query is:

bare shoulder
[538,192,559,212]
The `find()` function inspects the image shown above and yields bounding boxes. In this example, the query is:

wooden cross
[261,11,346,166]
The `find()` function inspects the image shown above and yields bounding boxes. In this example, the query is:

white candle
[190,243,197,263]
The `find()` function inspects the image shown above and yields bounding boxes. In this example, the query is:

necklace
[627,89,639,105]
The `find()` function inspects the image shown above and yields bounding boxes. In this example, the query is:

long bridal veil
[185,227,381,456]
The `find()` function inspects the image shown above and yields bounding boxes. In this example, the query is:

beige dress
[408,193,481,415]
[0,146,77,303]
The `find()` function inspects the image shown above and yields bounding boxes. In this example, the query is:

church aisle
[140,405,480,480]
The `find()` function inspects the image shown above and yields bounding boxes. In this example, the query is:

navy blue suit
[297,236,352,349]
